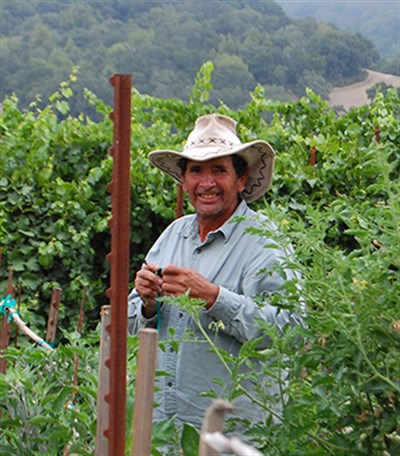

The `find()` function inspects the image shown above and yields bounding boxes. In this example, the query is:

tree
[315,25,378,82]
[211,53,255,107]
[0,0,389,115]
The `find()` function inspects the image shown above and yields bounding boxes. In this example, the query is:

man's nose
[199,172,216,187]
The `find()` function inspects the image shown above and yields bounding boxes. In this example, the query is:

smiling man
[179,155,248,239]
[128,114,303,435]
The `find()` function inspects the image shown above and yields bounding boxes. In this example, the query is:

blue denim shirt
[128,200,303,429]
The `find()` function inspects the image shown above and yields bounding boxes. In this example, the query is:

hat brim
[148,140,275,202]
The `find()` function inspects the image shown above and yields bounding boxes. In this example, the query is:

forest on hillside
[1,0,385,116]
[276,0,399,61]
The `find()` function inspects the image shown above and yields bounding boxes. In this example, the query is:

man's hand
[161,264,219,309]
[135,262,163,318]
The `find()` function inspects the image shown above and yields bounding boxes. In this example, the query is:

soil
[328,70,400,111]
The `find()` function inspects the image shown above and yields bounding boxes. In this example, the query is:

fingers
[135,262,163,306]
[161,265,200,297]
[162,264,182,276]
[136,263,217,308]
[143,261,163,276]
[161,265,219,308]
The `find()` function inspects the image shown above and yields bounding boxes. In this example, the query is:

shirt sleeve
[127,288,158,334]
[205,238,304,345]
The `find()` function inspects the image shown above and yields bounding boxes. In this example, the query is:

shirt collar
[179,199,249,243]
[218,199,248,242]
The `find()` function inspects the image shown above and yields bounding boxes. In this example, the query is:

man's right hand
[135,261,163,318]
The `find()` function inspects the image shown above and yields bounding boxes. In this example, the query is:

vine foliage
[0,64,399,454]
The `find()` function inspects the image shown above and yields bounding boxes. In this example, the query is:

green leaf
[28,415,59,426]
[181,423,200,456]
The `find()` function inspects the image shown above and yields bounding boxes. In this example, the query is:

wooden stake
[73,286,87,389]
[131,328,158,456]
[45,287,62,344]
[0,268,14,374]
[95,305,111,455]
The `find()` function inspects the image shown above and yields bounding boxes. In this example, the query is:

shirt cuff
[139,304,158,327]
[205,286,240,322]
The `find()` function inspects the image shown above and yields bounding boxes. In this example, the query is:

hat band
[184,137,236,150]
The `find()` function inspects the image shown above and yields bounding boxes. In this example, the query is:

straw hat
[148,114,275,202]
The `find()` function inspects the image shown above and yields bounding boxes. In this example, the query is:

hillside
[0,0,381,114]
[276,0,399,60]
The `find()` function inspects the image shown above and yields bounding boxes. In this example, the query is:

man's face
[182,156,248,224]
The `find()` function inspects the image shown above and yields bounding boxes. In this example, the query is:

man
[128,114,303,432]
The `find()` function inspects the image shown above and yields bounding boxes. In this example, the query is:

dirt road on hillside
[328,70,399,110]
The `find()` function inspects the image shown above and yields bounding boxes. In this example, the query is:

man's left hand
[161,264,219,309]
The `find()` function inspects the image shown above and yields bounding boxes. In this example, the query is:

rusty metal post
[310,145,317,167]
[45,287,62,344]
[374,125,380,143]
[0,268,15,374]
[175,184,184,219]
[102,74,132,455]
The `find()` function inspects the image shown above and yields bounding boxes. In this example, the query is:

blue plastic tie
[0,294,18,322]
[40,340,55,348]
[156,299,162,332]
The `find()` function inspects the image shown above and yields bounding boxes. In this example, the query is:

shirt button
[167,381,173,388]
[169,347,174,353]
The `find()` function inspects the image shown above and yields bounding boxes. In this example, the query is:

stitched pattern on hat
[242,146,270,198]
[184,137,235,150]
[156,154,183,181]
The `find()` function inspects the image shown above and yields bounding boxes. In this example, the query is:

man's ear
[238,168,249,193]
